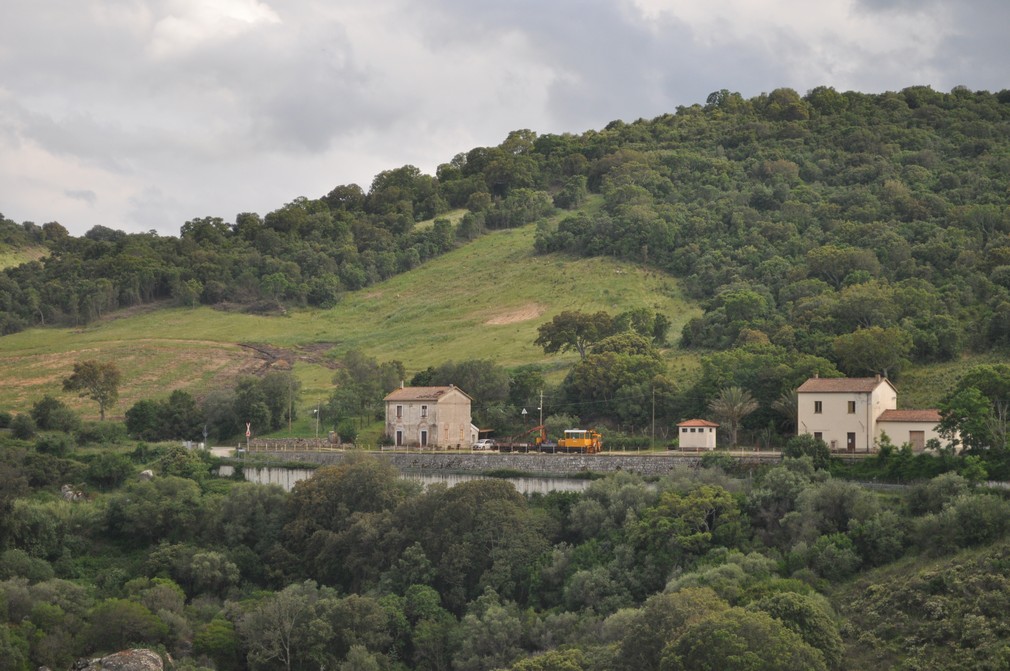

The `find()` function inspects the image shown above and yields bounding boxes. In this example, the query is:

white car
[473,439,495,450]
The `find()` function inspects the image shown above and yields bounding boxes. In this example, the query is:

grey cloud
[2,0,1009,236]
[64,190,97,205]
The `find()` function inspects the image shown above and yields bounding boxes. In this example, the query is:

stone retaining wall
[244,450,784,477]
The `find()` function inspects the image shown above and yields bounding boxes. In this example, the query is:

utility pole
[538,390,544,426]
[651,386,656,451]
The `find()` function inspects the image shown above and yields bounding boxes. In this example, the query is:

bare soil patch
[484,303,546,325]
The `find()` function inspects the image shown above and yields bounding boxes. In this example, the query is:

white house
[677,419,719,450]
[384,385,474,449]
[796,375,945,453]
[876,409,944,451]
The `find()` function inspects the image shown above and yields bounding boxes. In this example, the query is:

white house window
[682,428,688,433]
[396,405,402,419]
[847,401,856,414]
[814,401,822,414]
[421,405,428,418]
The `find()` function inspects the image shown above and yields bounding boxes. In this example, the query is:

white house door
[910,431,925,451]
[847,432,856,452]
[396,430,403,447]
[420,430,428,447]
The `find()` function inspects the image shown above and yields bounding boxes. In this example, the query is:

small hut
[677,419,720,450]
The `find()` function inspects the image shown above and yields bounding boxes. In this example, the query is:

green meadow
[0,224,701,420]
[0,245,46,270]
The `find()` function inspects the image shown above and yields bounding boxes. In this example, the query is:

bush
[915,493,1010,554]
[336,419,358,444]
[0,549,55,583]
[35,433,74,457]
[30,396,81,433]
[700,451,737,471]
[0,411,11,428]
[604,435,653,451]
[10,414,36,440]
[804,533,862,582]
[82,599,170,652]
[748,592,844,670]
[907,472,969,515]
[75,421,127,445]
[19,452,86,489]
[86,452,135,489]
[784,434,830,470]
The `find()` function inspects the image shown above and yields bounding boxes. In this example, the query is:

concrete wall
[246,450,783,477]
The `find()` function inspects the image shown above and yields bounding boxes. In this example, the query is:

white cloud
[148,0,281,59]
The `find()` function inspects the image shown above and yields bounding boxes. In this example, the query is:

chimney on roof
[400,380,404,389]
[875,374,881,382]
[814,373,819,379]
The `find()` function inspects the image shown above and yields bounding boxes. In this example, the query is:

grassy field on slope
[0,224,701,420]
[0,245,47,270]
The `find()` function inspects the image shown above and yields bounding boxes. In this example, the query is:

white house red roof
[383,385,471,402]
[796,376,895,393]
[677,419,720,428]
[877,409,942,423]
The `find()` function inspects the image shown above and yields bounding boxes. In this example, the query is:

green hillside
[0,245,46,270]
[3,86,1010,442]
[836,537,1010,670]
[0,222,699,419]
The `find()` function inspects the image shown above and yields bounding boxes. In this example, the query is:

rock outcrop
[70,649,163,671]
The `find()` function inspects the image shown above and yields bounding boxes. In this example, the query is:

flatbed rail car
[497,424,549,453]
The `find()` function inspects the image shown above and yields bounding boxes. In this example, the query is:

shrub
[10,414,36,440]
[86,452,135,489]
[604,435,652,451]
[30,396,80,432]
[0,411,11,428]
[805,533,862,582]
[0,549,55,583]
[35,433,73,457]
[82,599,170,652]
[75,421,127,445]
[783,434,830,470]
[907,472,969,515]
[915,493,1010,554]
[748,592,844,670]
[336,419,358,444]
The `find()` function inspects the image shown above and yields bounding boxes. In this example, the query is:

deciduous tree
[62,360,120,421]
[831,326,912,379]
[535,311,615,360]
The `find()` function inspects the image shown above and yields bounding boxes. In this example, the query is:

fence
[245,438,344,451]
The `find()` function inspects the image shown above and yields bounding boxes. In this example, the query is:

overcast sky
[1,0,1007,237]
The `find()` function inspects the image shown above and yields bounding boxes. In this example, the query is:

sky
[1,0,1007,238]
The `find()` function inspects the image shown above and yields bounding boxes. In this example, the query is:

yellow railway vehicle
[556,429,603,454]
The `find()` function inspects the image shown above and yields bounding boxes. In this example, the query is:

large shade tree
[62,359,121,421]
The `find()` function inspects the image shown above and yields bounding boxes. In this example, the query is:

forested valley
[5,435,1010,671]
